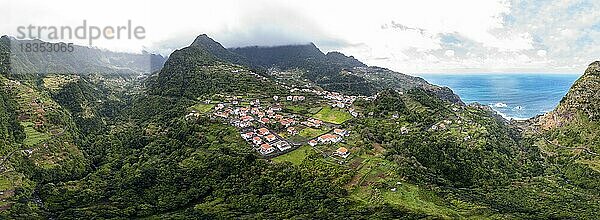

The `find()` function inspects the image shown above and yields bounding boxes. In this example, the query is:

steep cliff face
[536,61,600,129]
[556,61,600,121]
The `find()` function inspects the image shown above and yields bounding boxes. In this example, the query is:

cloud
[537,50,547,57]
[2,0,598,73]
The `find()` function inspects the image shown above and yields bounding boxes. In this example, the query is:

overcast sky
[3,0,599,74]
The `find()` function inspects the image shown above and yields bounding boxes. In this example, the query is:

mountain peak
[191,34,219,47]
[537,60,600,128]
[187,34,250,67]
[325,51,367,68]
[587,61,600,76]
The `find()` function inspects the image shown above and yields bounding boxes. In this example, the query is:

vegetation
[190,103,214,113]
[0,35,598,219]
[299,127,330,139]
[272,145,312,165]
[313,106,353,124]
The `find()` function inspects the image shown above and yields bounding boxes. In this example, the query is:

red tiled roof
[320,134,339,140]
[240,116,253,121]
[258,128,269,135]
[261,143,272,150]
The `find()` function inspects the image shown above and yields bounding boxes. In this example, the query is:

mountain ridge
[0,36,166,78]
[535,61,600,129]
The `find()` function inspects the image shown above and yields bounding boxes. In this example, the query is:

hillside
[1,36,166,79]
[190,34,252,68]
[1,34,599,219]
[523,61,600,193]
[228,37,462,103]
[146,41,286,99]
[532,61,600,150]
[540,61,600,126]
[348,66,463,104]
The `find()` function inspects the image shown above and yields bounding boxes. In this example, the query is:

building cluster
[301,118,324,128]
[241,127,291,155]
[322,91,356,109]
[309,128,348,145]
[190,88,360,159]
[286,95,305,102]
[210,99,297,156]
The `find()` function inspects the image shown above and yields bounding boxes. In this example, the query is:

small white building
[334,129,349,136]
[241,132,254,139]
[252,137,262,145]
[275,141,291,151]
[260,143,275,155]
[266,134,277,142]
[334,147,350,158]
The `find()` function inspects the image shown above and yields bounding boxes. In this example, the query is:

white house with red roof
[334,129,349,136]
[334,147,350,158]
[252,136,262,145]
[241,132,254,139]
[257,128,270,136]
[287,127,298,135]
[265,134,277,142]
[279,118,295,127]
[318,134,341,143]
[260,143,275,155]
[275,141,291,151]
[260,118,270,124]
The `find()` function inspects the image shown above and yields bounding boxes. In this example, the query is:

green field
[312,106,352,124]
[299,127,329,139]
[285,105,309,115]
[191,103,215,113]
[272,145,312,165]
[346,155,484,219]
[21,122,50,146]
[308,106,323,114]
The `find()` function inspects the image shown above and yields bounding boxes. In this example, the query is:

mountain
[550,61,600,125]
[228,37,461,103]
[1,36,166,78]
[523,61,600,197]
[2,32,599,219]
[325,51,367,68]
[147,38,285,99]
[532,61,600,152]
[348,66,463,104]
[231,43,327,69]
[190,34,251,67]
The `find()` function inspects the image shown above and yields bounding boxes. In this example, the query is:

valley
[0,35,598,219]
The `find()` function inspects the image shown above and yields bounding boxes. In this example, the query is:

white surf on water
[419,73,580,120]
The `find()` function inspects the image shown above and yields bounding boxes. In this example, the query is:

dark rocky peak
[325,51,367,68]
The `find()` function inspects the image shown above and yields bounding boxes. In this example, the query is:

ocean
[419,74,581,120]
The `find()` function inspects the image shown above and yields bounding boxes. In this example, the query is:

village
[185,87,365,161]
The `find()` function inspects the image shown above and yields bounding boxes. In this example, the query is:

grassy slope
[312,106,352,124]
[272,145,313,165]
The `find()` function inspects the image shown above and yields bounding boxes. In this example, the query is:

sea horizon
[419,73,581,120]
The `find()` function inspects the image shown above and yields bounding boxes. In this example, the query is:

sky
[2,0,599,74]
